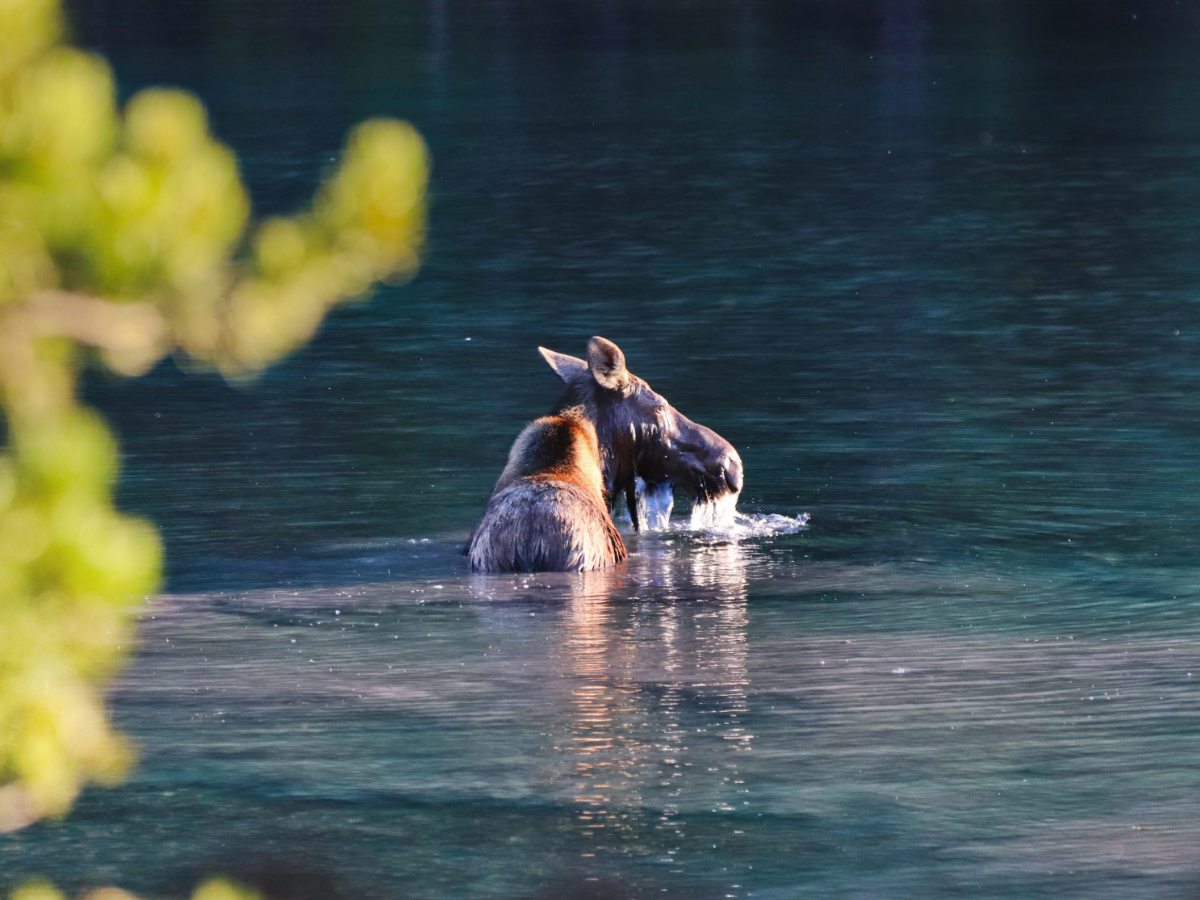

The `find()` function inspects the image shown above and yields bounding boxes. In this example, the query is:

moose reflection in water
[471,539,753,854]
[559,543,753,855]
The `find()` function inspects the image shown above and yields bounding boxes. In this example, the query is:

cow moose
[467,336,743,574]
[539,336,743,532]
[466,407,627,573]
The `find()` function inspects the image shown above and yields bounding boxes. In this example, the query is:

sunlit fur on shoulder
[467,407,627,573]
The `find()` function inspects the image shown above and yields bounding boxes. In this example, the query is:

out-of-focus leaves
[10,882,66,900]
[227,117,427,371]
[0,0,61,82]
[190,878,263,900]
[0,0,427,832]
[11,878,263,900]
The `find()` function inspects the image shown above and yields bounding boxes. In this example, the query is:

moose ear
[587,336,630,391]
[539,346,589,383]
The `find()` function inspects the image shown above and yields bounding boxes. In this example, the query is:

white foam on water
[688,492,810,540]
[689,491,741,529]
[624,480,809,540]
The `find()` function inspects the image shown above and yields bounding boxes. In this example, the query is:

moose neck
[555,385,676,533]
[553,384,634,506]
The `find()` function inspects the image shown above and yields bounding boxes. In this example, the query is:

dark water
[7,1,1200,896]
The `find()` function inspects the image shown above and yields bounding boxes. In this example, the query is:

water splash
[623,481,809,539]
[688,492,810,539]
[634,477,675,531]
[689,491,741,529]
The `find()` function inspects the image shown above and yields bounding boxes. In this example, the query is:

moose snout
[679,419,743,499]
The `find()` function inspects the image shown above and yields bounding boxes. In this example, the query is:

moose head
[539,336,743,531]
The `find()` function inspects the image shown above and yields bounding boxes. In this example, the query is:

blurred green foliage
[0,0,427,843]
[10,877,262,900]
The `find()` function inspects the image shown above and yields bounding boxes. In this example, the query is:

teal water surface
[7,1,1200,897]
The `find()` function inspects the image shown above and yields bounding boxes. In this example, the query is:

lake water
[7,1,1200,897]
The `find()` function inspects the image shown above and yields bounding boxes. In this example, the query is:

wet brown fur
[467,408,627,573]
